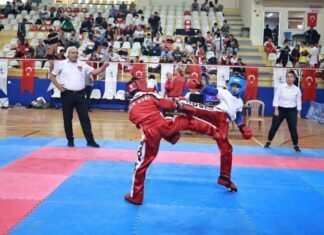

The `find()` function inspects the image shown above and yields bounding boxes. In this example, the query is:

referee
[50,47,109,147]
[264,70,302,152]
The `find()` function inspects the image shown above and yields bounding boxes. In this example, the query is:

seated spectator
[161,47,173,61]
[61,16,74,32]
[66,29,80,48]
[152,33,163,55]
[219,51,231,65]
[212,23,220,34]
[138,16,147,27]
[80,17,93,34]
[195,45,205,60]
[221,20,230,35]
[108,49,122,62]
[24,1,31,14]
[232,58,246,75]
[201,0,209,12]
[172,46,183,62]
[12,40,27,58]
[192,0,199,11]
[109,4,118,18]
[228,34,239,53]
[35,39,48,59]
[95,12,103,27]
[39,5,49,20]
[304,26,320,45]
[44,28,59,45]
[129,1,137,14]
[56,48,66,60]
[264,37,276,54]
[2,1,12,16]
[119,1,128,13]
[230,52,238,65]
[133,26,145,45]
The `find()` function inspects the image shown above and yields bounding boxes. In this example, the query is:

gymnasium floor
[0,109,324,234]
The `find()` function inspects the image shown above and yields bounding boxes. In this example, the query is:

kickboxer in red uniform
[124,77,222,205]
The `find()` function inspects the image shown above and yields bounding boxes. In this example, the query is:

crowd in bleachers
[263,24,323,69]
[0,0,248,74]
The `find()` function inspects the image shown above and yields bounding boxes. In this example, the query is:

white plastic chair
[115,90,125,100]
[90,89,102,99]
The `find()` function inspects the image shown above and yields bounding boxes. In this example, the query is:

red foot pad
[0,198,40,235]
[218,175,238,192]
[124,192,143,205]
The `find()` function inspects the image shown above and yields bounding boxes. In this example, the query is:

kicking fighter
[124,77,222,205]
[184,75,253,192]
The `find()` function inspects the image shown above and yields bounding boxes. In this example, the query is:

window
[288,11,305,30]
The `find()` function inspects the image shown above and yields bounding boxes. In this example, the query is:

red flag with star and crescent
[302,69,316,103]
[131,63,146,79]
[189,64,201,80]
[21,60,35,94]
[307,13,317,27]
[244,67,258,101]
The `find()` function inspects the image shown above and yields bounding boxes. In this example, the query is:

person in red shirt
[124,77,222,205]
[169,68,186,97]
[164,72,173,97]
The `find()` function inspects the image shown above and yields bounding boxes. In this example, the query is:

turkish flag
[244,67,258,101]
[21,59,35,94]
[189,64,201,80]
[131,63,146,79]
[307,13,317,27]
[302,69,316,103]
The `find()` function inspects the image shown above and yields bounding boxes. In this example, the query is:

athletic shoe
[264,141,271,149]
[124,192,143,205]
[218,175,238,192]
[294,145,301,152]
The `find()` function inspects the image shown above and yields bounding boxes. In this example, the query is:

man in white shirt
[50,46,109,147]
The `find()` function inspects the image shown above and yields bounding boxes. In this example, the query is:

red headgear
[126,78,150,94]
[186,79,203,90]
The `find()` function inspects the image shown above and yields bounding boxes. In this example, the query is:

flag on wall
[21,59,35,94]
[217,66,230,88]
[103,62,118,99]
[0,59,8,95]
[245,67,259,101]
[131,63,146,79]
[160,63,174,96]
[307,13,317,27]
[189,64,201,80]
[302,69,316,103]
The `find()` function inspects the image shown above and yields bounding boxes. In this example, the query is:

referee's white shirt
[52,59,94,91]
[273,84,302,111]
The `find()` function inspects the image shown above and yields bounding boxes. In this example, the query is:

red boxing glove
[238,124,253,140]
[177,102,196,117]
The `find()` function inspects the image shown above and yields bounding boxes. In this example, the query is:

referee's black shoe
[294,145,301,152]
[67,140,75,147]
[87,141,100,148]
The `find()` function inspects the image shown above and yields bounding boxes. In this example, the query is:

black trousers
[267,107,298,145]
[61,89,95,143]
[85,85,92,110]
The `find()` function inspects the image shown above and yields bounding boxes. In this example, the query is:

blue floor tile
[0,145,40,167]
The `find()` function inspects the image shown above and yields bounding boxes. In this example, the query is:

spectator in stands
[161,47,173,61]
[195,32,206,51]
[142,33,153,55]
[17,18,27,44]
[291,44,300,67]
[139,16,146,27]
[192,0,199,11]
[309,43,320,68]
[107,49,122,62]
[196,45,206,60]
[279,40,290,67]
[56,48,66,60]
[24,1,31,14]
[119,1,128,13]
[172,46,183,62]
[232,58,246,75]
[228,34,239,53]
[2,1,12,16]
[148,12,160,38]
[230,52,238,65]
[109,4,118,18]
[35,39,47,59]
[299,42,310,68]
[39,5,49,20]
[263,24,273,42]
[133,26,145,45]
[219,51,230,65]
[264,37,276,54]
[80,17,93,34]
[123,25,133,37]
[201,0,209,12]
[304,26,320,45]
[129,1,136,15]
[214,0,224,12]
[169,68,186,97]
[12,40,27,58]
[273,25,279,46]
[221,20,230,35]
[152,33,163,55]
[95,12,103,27]
[212,23,220,34]
[147,74,158,92]
[66,29,80,48]
[61,16,74,32]
[17,0,24,13]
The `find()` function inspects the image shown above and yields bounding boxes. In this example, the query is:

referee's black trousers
[267,107,298,145]
[61,89,95,143]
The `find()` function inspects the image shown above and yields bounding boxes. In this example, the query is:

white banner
[217,66,230,88]
[0,59,8,95]
[160,63,174,96]
[273,67,287,89]
[103,62,118,99]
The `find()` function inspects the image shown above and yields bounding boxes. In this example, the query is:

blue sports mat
[11,161,324,235]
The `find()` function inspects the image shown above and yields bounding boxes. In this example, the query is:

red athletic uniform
[125,91,218,204]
